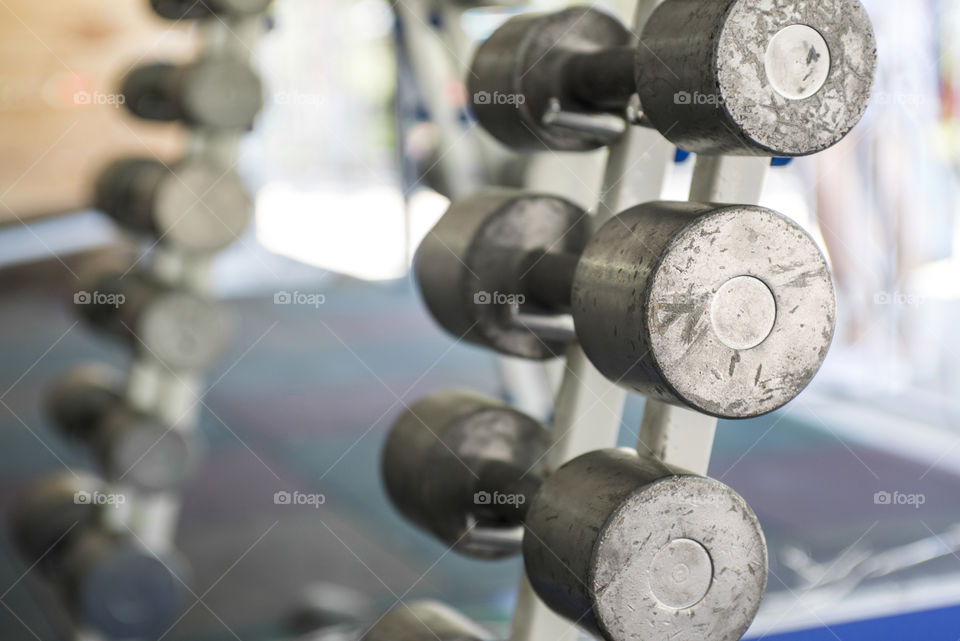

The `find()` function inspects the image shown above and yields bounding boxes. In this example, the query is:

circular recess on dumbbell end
[710,276,777,350]
[590,476,767,641]
[764,25,831,100]
[138,292,227,370]
[648,538,714,609]
[111,421,193,492]
[647,206,835,418]
[715,0,876,155]
[154,163,252,252]
[181,58,263,128]
[79,547,182,639]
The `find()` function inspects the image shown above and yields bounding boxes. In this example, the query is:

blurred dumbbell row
[10,1,269,638]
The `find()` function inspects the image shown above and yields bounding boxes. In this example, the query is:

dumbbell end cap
[139,290,229,370]
[720,0,876,156]
[648,206,835,417]
[590,475,767,641]
[79,546,185,639]
[182,58,263,129]
[154,162,252,252]
[639,0,876,156]
[577,203,835,418]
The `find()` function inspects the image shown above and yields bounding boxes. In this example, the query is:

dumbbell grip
[562,46,636,113]
[519,250,579,311]
[473,460,541,523]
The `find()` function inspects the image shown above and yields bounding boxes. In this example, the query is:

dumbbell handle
[561,46,637,113]
[518,250,578,311]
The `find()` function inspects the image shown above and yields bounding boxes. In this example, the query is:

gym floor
[0,246,957,641]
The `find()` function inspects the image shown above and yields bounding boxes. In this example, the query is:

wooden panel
[0,0,198,224]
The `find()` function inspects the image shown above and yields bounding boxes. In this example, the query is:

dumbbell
[95,157,252,253]
[10,474,187,640]
[47,364,195,492]
[383,392,768,641]
[416,192,835,418]
[150,0,271,20]
[469,1,876,155]
[362,601,492,641]
[79,272,228,372]
[122,57,263,129]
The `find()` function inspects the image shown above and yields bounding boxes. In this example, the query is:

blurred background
[0,0,958,639]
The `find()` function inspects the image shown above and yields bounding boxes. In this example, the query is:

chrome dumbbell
[383,392,768,641]
[78,272,229,372]
[95,157,252,253]
[416,192,835,418]
[469,1,876,154]
[122,57,263,130]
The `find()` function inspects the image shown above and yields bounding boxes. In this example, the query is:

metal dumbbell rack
[51,3,266,639]
[114,1,266,554]
[390,0,877,638]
